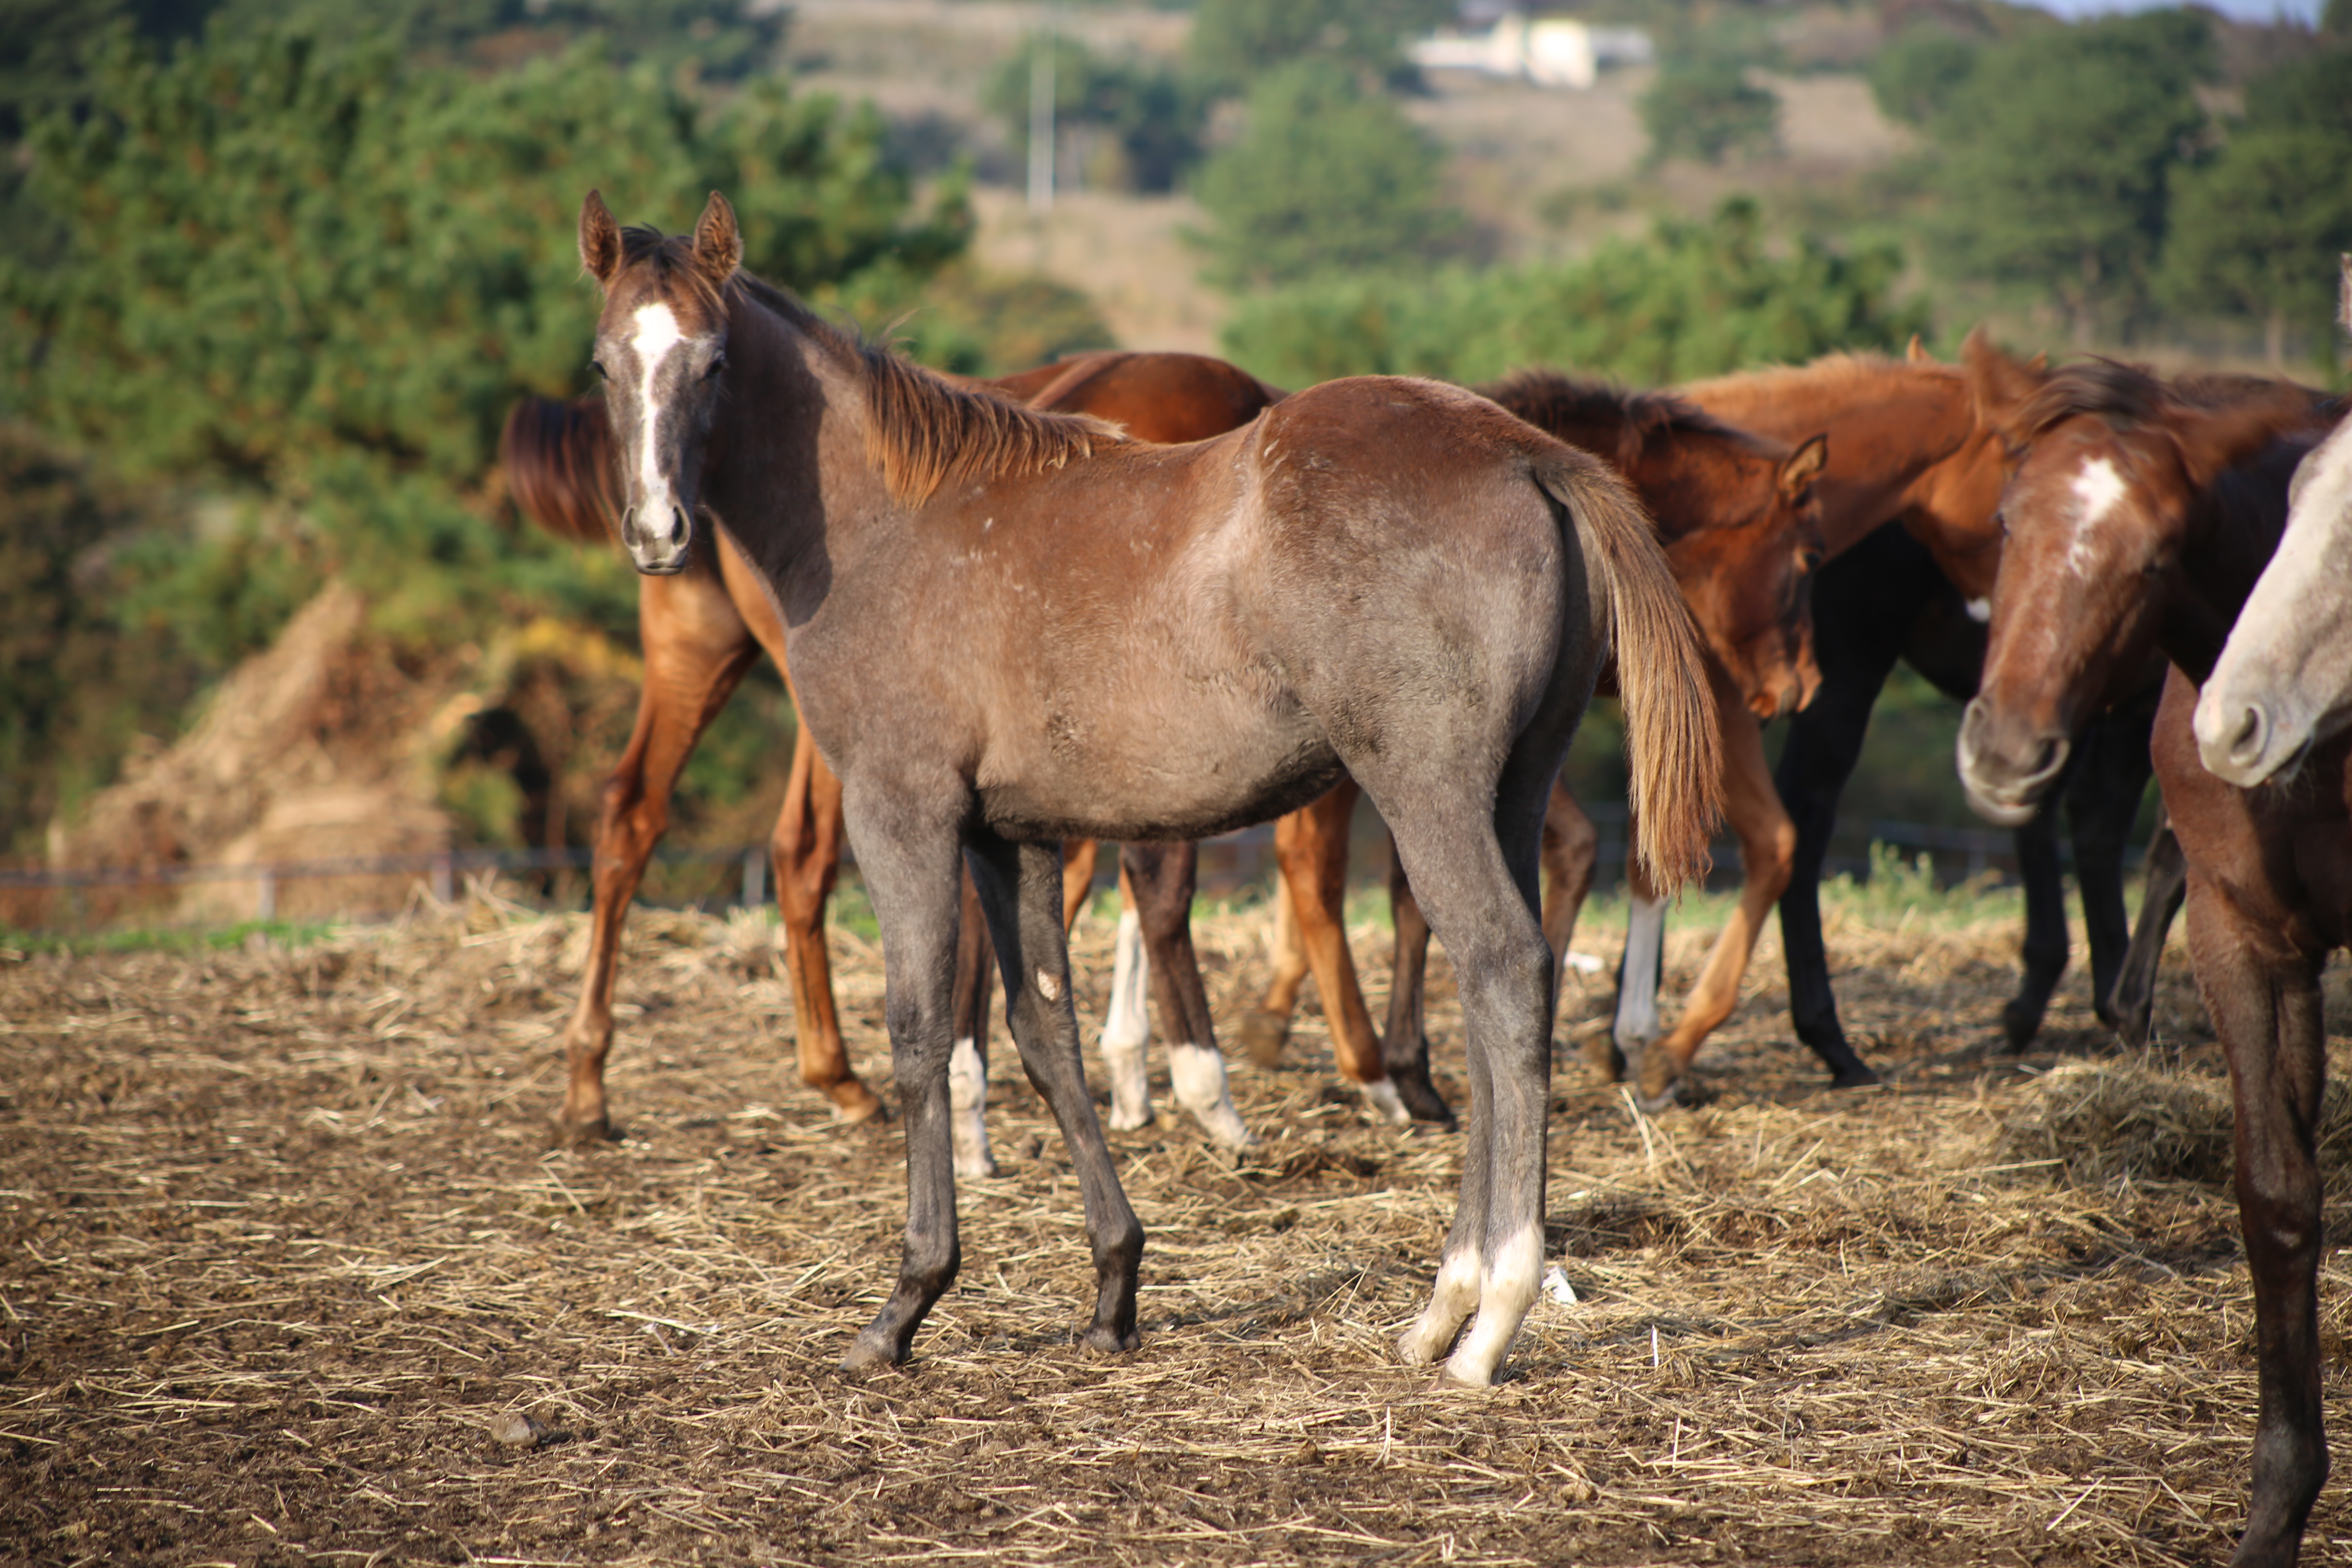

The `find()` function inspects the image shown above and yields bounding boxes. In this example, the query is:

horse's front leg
[2109,811,2187,1047]
[2001,794,2069,1051]
[558,578,759,1145]
[2186,874,2329,1567]
[968,831,1145,1354]
[2065,697,2158,1029]
[837,808,969,1372]
[773,733,883,1121]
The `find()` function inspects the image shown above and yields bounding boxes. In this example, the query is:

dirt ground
[6,887,2352,1566]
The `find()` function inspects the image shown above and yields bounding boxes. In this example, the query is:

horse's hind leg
[1389,760,1557,1387]
[1267,782,1402,1118]
[773,731,883,1120]
[1125,842,1252,1149]
[2109,810,2186,1048]
[967,831,1145,1355]
[2185,874,2329,1566]
[558,576,759,1145]
[948,871,999,1178]
[2002,796,2069,1051]
[1097,865,1156,1132]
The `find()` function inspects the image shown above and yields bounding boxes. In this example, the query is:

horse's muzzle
[2194,688,2309,789]
[1956,697,2068,826]
[621,502,693,575]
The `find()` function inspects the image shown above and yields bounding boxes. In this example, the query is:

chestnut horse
[505,349,1282,1163]
[579,191,1719,1382]
[1669,338,2174,1094]
[1954,356,2337,1566]
[1243,372,1829,1123]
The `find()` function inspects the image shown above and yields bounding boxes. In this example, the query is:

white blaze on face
[628,302,688,505]
[2065,455,2128,578]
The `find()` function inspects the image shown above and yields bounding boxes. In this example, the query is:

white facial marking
[1964,596,1991,624]
[2065,455,2127,577]
[628,302,688,503]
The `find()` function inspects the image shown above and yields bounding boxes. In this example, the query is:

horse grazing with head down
[577,189,1720,1383]
[1954,352,2339,1567]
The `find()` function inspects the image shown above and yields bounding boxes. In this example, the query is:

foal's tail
[501,396,620,545]
[1537,450,1723,893]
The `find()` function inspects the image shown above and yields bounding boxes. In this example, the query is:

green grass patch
[0,917,340,959]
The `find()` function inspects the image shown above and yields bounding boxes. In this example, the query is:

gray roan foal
[577,189,1722,1387]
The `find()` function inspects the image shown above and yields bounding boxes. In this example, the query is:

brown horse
[1954,356,2336,1567]
[578,189,1718,1383]
[505,349,1283,1163]
[1243,372,1829,1123]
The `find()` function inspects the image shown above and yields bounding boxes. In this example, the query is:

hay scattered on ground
[3,888,2349,1565]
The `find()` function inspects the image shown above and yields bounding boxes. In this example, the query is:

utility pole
[1027,13,1056,214]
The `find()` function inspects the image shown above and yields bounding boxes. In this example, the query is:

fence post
[257,868,276,923]
[742,847,766,910]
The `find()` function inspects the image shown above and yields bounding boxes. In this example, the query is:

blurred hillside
[2,0,2346,922]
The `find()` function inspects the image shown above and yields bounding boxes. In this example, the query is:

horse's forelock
[606,223,726,328]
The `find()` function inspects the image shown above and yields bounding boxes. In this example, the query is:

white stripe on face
[2066,455,2127,577]
[629,302,688,501]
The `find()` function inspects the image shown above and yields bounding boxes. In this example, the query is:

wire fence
[2,801,2134,935]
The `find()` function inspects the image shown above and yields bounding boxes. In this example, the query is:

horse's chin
[1960,778,2042,829]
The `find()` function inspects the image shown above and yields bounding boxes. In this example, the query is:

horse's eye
[1994,511,2009,539]
[591,359,608,380]
[705,352,728,380]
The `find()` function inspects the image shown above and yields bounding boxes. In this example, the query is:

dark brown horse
[1954,356,2337,1567]
[505,349,1283,1165]
[1244,372,1829,1122]
[578,189,1719,1382]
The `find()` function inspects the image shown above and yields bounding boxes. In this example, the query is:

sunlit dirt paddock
[7,880,2352,1566]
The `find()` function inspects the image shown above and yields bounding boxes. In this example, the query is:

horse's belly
[976,704,1341,844]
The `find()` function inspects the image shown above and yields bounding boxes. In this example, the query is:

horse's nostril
[669,506,689,545]
[2030,736,2069,783]
[2229,704,2267,765]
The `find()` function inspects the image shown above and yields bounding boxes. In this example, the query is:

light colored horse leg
[1099,878,1154,1132]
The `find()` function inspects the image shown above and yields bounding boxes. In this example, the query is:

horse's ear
[1961,325,2044,444]
[579,189,621,286]
[1905,334,1931,364]
[692,191,742,287]
[1779,433,1828,501]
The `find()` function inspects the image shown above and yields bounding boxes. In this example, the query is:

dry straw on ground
[4,884,2350,1565]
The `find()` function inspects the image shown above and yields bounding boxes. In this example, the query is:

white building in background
[1410,11,1654,90]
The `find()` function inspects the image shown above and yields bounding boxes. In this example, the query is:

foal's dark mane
[2011,358,2331,444]
[1480,370,1776,473]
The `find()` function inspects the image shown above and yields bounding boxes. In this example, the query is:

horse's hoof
[549,1112,616,1149]
[1235,1008,1289,1069]
[828,1080,886,1124]
[837,1333,905,1376]
[1390,1069,1456,1128]
[1999,999,2047,1054]
[1579,1031,1626,1084]
[1080,1323,1140,1356]
[1633,1051,1683,1110]
[1828,1063,1881,1091]
[1358,1077,1413,1125]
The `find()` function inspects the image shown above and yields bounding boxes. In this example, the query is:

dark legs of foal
[2109,809,2187,1048]
[843,820,1140,1372]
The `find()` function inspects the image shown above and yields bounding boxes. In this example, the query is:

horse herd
[503,195,2350,1565]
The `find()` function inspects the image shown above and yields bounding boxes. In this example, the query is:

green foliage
[1185,0,1454,95]
[1639,56,1779,166]
[1189,59,1462,292]
[1915,10,2216,343]
[1220,198,1926,388]
[0,24,968,635]
[868,265,1116,378]
[1866,27,1980,127]
[982,32,1204,193]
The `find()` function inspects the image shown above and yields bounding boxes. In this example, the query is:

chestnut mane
[1480,370,1778,472]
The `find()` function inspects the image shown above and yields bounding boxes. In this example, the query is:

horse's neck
[702,295,884,622]
[1690,368,1977,558]
[2163,437,2307,684]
